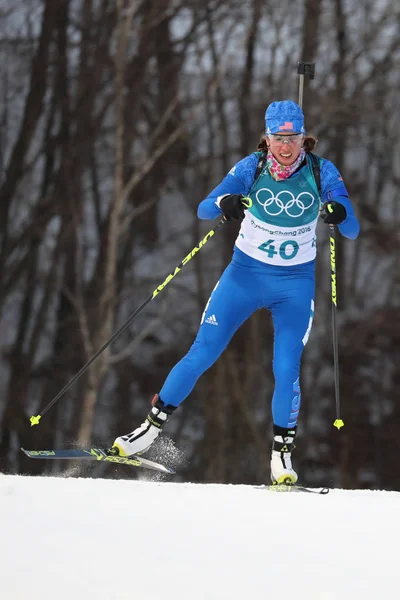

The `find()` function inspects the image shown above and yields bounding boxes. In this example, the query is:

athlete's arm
[320,159,360,240]
[197,154,258,220]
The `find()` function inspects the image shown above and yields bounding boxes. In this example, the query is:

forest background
[0,0,399,489]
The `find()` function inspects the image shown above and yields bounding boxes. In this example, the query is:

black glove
[219,194,248,222]
[320,201,347,225]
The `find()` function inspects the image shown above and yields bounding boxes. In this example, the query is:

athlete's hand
[218,194,250,222]
[320,201,347,225]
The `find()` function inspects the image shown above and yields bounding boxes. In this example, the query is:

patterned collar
[266,148,306,181]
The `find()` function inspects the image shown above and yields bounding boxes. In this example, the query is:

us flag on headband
[279,122,294,130]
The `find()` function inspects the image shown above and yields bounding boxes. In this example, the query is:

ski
[257,484,330,495]
[21,447,175,474]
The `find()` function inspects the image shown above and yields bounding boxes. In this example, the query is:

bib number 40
[258,239,299,260]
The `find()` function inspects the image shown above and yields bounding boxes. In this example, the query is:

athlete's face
[267,133,304,166]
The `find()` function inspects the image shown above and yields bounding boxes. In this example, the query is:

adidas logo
[205,314,218,326]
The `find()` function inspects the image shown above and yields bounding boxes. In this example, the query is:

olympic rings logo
[255,188,315,217]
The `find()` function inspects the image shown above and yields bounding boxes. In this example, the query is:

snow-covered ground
[1,475,398,599]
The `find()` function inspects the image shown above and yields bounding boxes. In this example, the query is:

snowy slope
[1,475,398,600]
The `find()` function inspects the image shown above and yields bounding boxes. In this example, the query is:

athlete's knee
[272,356,299,382]
[184,338,225,373]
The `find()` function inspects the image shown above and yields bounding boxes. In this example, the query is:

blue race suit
[159,153,359,428]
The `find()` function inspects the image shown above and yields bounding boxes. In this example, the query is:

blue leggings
[159,249,315,428]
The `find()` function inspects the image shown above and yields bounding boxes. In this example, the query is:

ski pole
[328,218,344,429]
[298,63,343,429]
[30,197,253,426]
[309,40,342,433]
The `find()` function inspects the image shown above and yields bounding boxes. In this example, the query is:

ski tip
[30,414,41,427]
[132,455,176,475]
